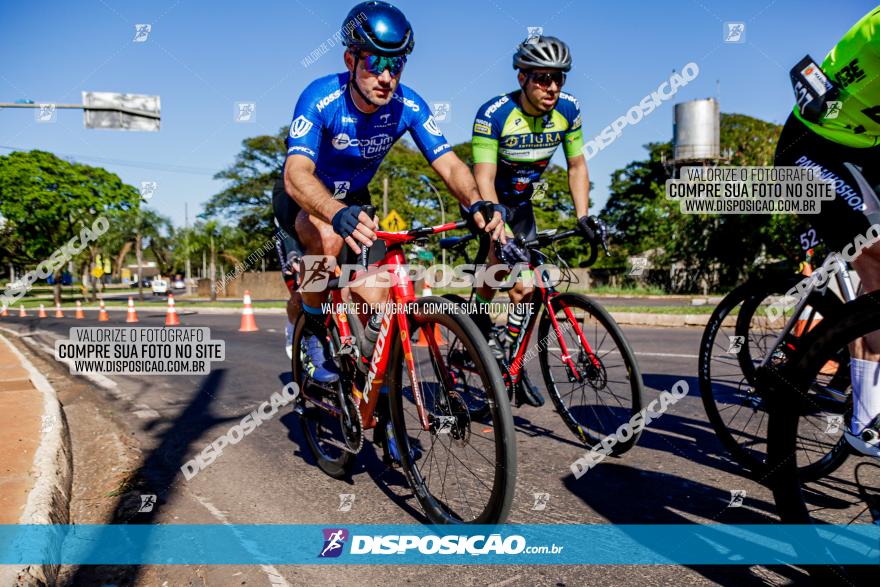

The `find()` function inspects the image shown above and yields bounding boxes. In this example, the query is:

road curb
[0,332,72,587]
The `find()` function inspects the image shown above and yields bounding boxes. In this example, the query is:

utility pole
[136,229,144,301]
[209,235,216,302]
[185,203,192,296]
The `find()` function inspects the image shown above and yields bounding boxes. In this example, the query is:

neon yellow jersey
[472,91,583,203]
[795,6,880,148]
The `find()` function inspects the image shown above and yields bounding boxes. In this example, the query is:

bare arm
[284,155,376,252]
[474,162,500,204]
[432,152,505,241]
[567,154,590,218]
[284,155,344,224]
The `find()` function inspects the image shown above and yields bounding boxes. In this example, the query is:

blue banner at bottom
[0,524,878,565]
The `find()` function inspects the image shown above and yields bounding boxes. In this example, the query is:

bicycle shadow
[563,462,809,585]
[277,372,427,522]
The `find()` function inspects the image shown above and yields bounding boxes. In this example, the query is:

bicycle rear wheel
[765,295,878,585]
[699,275,844,479]
[292,314,358,479]
[538,292,645,453]
[387,296,517,524]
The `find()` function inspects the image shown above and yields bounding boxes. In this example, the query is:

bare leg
[850,241,880,360]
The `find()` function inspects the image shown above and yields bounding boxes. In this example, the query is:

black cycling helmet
[342,1,414,57]
[513,35,571,72]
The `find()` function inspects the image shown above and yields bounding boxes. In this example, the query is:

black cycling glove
[577,215,605,243]
[469,201,508,225]
[331,205,365,239]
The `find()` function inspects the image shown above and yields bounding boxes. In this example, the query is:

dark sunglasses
[360,53,407,76]
[528,71,566,88]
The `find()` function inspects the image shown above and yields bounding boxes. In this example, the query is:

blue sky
[1,0,875,226]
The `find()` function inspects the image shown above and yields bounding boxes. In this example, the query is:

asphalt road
[0,309,813,586]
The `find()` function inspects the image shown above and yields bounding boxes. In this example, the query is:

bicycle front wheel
[538,292,645,453]
[699,275,844,479]
[387,296,517,524]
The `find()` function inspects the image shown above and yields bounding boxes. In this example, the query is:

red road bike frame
[324,221,467,431]
[503,272,602,388]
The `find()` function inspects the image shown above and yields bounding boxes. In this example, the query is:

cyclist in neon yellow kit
[468,36,603,407]
[775,5,880,455]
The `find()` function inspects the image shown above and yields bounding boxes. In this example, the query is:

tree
[203,128,286,259]
[599,113,807,292]
[0,150,140,304]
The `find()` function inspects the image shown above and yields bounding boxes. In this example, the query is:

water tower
[669,98,722,177]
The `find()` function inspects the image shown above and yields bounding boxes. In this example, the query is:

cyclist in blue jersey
[274,1,505,383]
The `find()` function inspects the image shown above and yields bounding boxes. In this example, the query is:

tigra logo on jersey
[501,132,563,148]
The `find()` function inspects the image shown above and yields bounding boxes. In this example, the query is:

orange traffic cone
[38,304,48,318]
[415,323,446,347]
[0,305,8,317]
[54,303,64,318]
[75,301,85,319]
[165,293,180,326]
[98,299,110,322]
[238,290,259,332]
[19,305,27,317]
[126,297,139,323]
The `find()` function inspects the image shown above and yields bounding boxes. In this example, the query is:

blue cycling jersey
[285,72,452,199]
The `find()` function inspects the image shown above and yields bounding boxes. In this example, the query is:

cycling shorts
[775,113,880,253]
[272,174,386,285]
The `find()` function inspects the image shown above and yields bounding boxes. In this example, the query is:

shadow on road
[563,462,809,585]
[277,368,427,522]
[68,369,238,587]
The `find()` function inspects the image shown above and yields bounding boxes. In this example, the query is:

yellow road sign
[380,209,408,232]
[91,266,104,279]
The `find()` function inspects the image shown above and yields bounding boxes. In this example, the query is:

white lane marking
[192,494,290,587]
[636,351,698,359]
[546,345,698,359]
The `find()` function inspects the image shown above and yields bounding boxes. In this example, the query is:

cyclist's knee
[853,245,880,294]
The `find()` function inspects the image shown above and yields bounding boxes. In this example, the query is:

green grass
[579,285,672,296]
[609,305,732,315]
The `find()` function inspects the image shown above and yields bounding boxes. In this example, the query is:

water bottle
[358,312,384,371]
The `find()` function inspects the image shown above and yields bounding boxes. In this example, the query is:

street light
[419,175,446,267]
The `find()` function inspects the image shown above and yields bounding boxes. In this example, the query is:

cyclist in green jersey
[467,35,605,407]
[775,5,880,455]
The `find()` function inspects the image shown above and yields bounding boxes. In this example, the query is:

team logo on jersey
[332,133,393,158]
[393,94,420,112]
[484,95,509,117]
[474,122,491,135]
[422,116,443,137]
[332,133,352,150]
[289,115,314,139]
[316,86,345,112]
[341,115,358,123]
[333,181,350,199]
[378,112,393,126]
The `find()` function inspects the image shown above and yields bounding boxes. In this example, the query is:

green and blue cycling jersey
[472,90,584,205]
[795,6,880,148]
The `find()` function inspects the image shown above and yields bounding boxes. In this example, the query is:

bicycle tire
[387,296,517,524]
[291,313,357,479]
[538,292,645,453]
[766,295,878,520]
[698,275,844,479]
